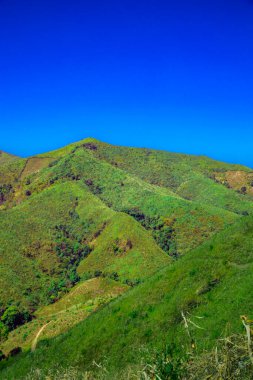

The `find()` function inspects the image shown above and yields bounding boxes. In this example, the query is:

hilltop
[0,138,253,379]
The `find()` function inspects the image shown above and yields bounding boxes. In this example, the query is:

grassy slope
[0,158,26,185]
[2,216,253,379]
[0,180,168,308]
[1,277,128,355]
[214,169,253,196]
[77,212,169,279]
[0,138,253,378]
[0,182,86,307]
[27,145,241,253]
[83,138,253,214]
[2,138,252,215]
[1,138,251,306]
[0,151,18,165]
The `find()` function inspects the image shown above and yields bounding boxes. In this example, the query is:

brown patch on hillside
[20,157,54,180]
[214,170,253,196]
[111,238,133,256]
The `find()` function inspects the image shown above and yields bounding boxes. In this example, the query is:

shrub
[48,160,59,168]
[0,184,13,204]
[94,270,102,277]
[82,142,98,151]
[110,272,119,281]
[124,278,141,287]
[141,344,186,380]
[1,306,32,331]
[0,321,8,341]
[0,349,6,361]
[85,179,93,186]
[124,208,177,256]
[8,347,22,357]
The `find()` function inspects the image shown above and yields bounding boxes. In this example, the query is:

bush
[110,272,119,281]
[141,344,186,380]
[0,184,13,204]
[48,160,59,168]
[0,321,8,341]
[1,306,32,331]
[124,208,177,256]
[0,349,6,361]
[94,270,102,278]
[82,142,98,151]
[8,347,22,357]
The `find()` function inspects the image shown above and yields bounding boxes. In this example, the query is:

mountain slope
[0,138,253,379]
[1,215,253,379]
[0,277,128,356]
[21,142,244,252]
[0,181,168,308]
[0,138,252,307]
[80,138,253,212]
[0,151,18,165]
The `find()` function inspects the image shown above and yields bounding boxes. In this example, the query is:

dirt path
[31,321,51,352]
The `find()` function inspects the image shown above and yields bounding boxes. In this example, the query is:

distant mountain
[0,139,252,379]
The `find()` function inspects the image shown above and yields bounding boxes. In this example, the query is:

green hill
[0,138,252,379]
[0,181,168,308]
[1,215,253,379]
[0,151,18,165]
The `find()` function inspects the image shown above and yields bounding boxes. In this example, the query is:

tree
[0,321,8,341]
[1,306,31,331]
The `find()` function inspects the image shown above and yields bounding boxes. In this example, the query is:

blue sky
[0,0,253,167]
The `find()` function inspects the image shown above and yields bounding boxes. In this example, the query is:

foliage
[1,306,31,332]
[2,216,253,379]
[0,350,5,362]
[124,208,178,256]
[0,322,8,342]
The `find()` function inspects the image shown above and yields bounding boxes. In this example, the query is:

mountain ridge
[3,137,252,170]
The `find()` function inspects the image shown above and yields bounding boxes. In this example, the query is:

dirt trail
[31,321,51,352]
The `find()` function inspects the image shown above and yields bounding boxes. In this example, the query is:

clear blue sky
[0,0,253,167]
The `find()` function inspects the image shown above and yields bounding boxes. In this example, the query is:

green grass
[77,212,169,280]
[24,145,242,253]
[0,180,168,308]
[0,277,128,356]
[80,138,253,214]
[0,137,252,308]
[0,182,87,307]
[1,215,253,379]
[0,158,26,185]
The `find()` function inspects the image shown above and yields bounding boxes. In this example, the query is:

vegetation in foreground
[1,215,253,379]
